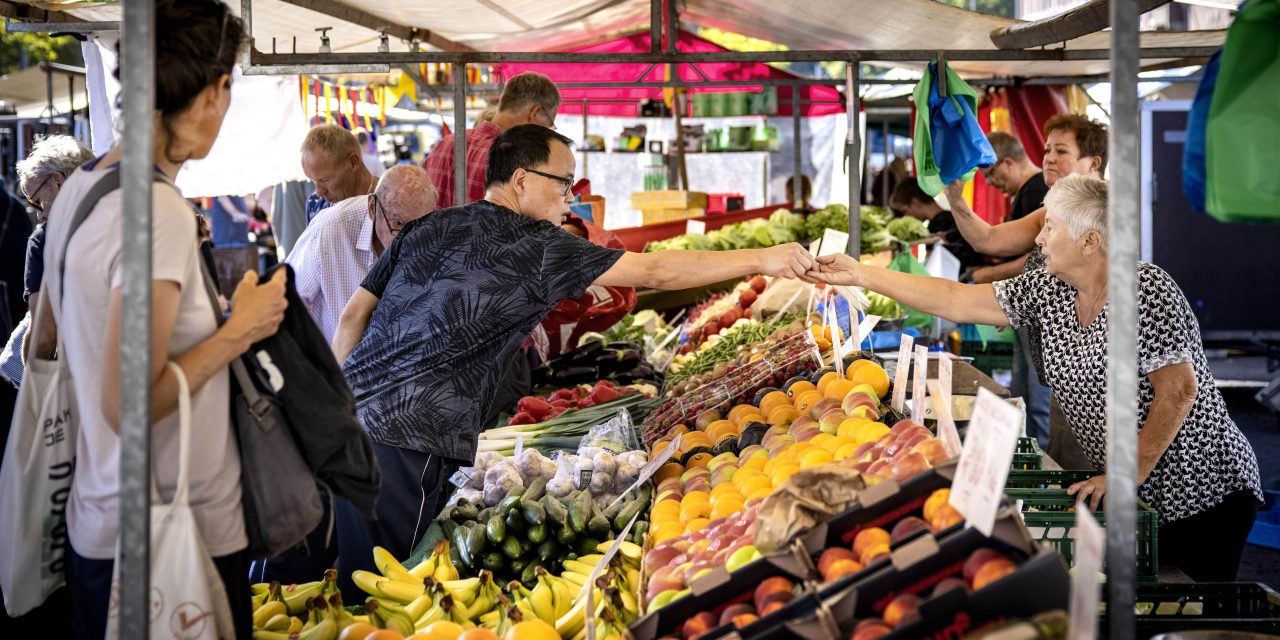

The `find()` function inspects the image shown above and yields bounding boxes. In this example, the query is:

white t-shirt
[44,166,247,559]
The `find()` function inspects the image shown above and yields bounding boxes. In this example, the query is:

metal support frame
[649,0,661,53]
[2,17,118,32]
[453,66,467,206]
[1107,0,1140,636]
[274,0,475,52]
[846,61,861,257]
[991,0,1170,50]
[119,0,154,636]
[791,84,803,210]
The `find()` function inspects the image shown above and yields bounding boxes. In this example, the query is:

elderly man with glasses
[330,125,815,601]
[285,164,436,343]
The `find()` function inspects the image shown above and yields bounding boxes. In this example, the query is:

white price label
[686,219,706,234]
[819,228,850,257]
[949,388,1022,536]
[514,433,524,458]
[912,345,928,422]
[928,380,962,458]
[938,357,953,406]
[891,335,914,412]
[827,302,845,377]
[1069,505,1104,640]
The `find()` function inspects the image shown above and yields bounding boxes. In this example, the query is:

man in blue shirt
[331,125,815,597]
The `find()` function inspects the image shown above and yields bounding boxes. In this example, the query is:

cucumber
[542,495,568,528]
[477,507,495,522]
[501,536,524,560]
[467,521,489,557]
[452,523,474,568]
[482,551,506,573]
[440,518,458,541]
[521,498,546,527]
[630,521,650,545]
[603,495,625,521]
[555,524,576,546]
[587,504,610,537]
[523,477,548,502]
[510,556,529,576]
[451,501,479,523]
[505,509,526,535]
[568,491,591,533]
[521,562,539,585]
[486,513,507,544]
[536,539,558,562]
[527,523,547,544]
[497,494,524,515]
[613,498,645,532]
[577,537,603,556]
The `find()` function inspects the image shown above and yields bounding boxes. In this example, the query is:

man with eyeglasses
[285,165,436,343]
[330,125,816,600]
[969,132,1049,285]
[422,71,561,209]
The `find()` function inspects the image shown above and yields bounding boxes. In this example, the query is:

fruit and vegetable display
[480,389,661,455]
[583,310,680,369]
[643,209,806,253]
[529,342,665,389]
[803,204,896,255]
[671,275,768,354]
[502,380,655,427]
[864,292,905,320]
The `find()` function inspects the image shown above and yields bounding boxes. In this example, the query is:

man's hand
[802,253,861,287]
[758,243,817,280]
[1067,474,1108,511]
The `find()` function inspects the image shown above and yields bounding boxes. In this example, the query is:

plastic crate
[1012,437,1043,471]
[1007,490,1160,583]
[1103,582,1280,637]
[1005,469,1097,490]
[959,339,1014,377]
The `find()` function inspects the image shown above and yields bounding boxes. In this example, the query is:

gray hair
[375,164,437,219]
[301,123,361,166]
[1043,174,1108,245]
[16,135,94,198]
[497,72,561,116]
[986,132,1028,163]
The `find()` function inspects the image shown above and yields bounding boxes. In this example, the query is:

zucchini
[555,524,576,547]
[501,536,524,560]
[505,509,526,535]
[467,521,489,557]
[536,539,558,562]
[482,551,506,573]
[521,562,539,585]
[452,522,473,569]
[613,498,645,532]
[587,504,610,536]
[497,494,524,515]
[577,537,602,556]
[486,513,507,544]
[568,491,591,533]
[451,500,479,523]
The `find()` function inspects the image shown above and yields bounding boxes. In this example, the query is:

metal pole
[453,65,467,207]
[119,0,155,637]
[791,83,802,210]
[68,74,75,136]
[581,100,589,184]
[1107,0,1139,636]
[665,0,677,53]
[881,119,890,206]
[847,61,862,257]
[45,65,54,128]
[672,88,688,190]
[649,0,661,53]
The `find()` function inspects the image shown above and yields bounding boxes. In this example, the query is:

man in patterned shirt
[331,125,816,597]
[286,165,436,342]
[422,72,560,208]
[301,124,378,224]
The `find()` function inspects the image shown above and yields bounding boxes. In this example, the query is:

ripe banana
[549,575,573,619]
[253,616,335,640]
[263,613,291,632]
[433,542,461,583]
[281,581,325,616]
[253,600,288,630]
[528,569,558,624]
[287,616,304,634]
[366,599,414,636]
[376,576,426,604]
[373,546,416,583]
[563,559,598,575]
[409,540,447,580]
[560,571,588,588]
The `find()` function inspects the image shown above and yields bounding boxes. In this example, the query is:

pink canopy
[499,30,845,117]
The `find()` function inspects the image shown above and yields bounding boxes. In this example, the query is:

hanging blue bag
[1182,49,1221,214]
[924,60,997,195]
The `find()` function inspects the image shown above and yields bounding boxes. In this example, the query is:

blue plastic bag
[1182,49,1221,214]
[927,61,997,190]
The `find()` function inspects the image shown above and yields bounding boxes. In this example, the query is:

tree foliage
[0,29,84,76]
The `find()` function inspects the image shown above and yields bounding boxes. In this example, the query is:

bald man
[287,165,437,341]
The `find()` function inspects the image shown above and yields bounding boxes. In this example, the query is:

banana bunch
[551,540,645,640]
[363,599,417,636]
[252,592,354,640]
[251,569,348,637]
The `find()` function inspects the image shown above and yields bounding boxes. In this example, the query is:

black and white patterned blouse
[993,262,1262,523]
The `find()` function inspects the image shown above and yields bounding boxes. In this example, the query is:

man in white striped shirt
[287,165,436,342]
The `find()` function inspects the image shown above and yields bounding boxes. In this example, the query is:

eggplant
[550,365,598,385]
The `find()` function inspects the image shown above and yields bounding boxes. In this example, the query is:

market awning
[500,30,845,117]
[25,0,1227,79]
[0,64,88,119]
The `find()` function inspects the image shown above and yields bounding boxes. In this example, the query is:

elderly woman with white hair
[805,174,1262,581]
[0,135,95,387]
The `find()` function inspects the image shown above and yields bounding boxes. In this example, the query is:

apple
[911,438,950,465]
[707,452,739,472]
[841,392,878,414]
[787,415,818,436]
[739,445,767,460]
[647,588,682,612]
[819,412,846,435]
[695,410,722,430]
[890,452,932,483]
[793,426,822,443]
[849,405,881,421]
[810,398,841,420]
[865,459,892,478]
[726,545,760,572]
[644,547,682,574]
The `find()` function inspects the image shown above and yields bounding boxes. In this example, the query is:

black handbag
[198,258,324,560]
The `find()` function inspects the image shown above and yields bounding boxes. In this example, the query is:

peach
[922,489,951,523]
[863,545,891,566]
[890,452,931,483]
[972,558,1017,590]
[850,618,893,640]
[787,416,817,435]
[818,547,860,579]
[825,558,865,581]
[963,549,1008,584]
[682,611,718,639]
[890,516,929,544]
[841,392,878,414]
[932,577,969,596]
[852,528,891,560]
[810,398,841,420]
[759,599,789,617]
[911,438,950,466]
[930,504,965,532]
[793,426,822,443]
[883,593,922,628]
[753,577,795,611]
[719,603,755,627]
[730,613,759,628]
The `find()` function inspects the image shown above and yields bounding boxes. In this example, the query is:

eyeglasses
[979,157,1005,180]
[23,175,54,213]
[371,194,406,235]
[523,168,574,197]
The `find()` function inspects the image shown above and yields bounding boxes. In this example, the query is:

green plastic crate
[959,336,1014,377]
[1104,582,1280,636]
[1011,437,1043,471]
[1005,469,1096,490]
[1007,489,1160,584]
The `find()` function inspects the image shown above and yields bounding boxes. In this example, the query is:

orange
[844,359,874,378]
[746,487,775,502]
[685,452,713,469]
[339,623,377,640]
[459,630,501,640]
[771,464,800,487]
[816,371,842,396]
[710,483,742,499]
[503,619,561,640]
[809,433,836,450]
[854,422,891,446]
[767,405,799,426]
[736,412,766,427]
[652,499,681,517]
[655,462,685,484]
[786,380,817,398]
[740,454,768,471]
[824,378,855,400]
[366,631,406,640]
[834,442,860,461]
[923,488,952,523]
[736,475,771,495]
[681,490,710,507]
[711,496,745,519]
[793,390,824,414]
[848,362,891,399]
[421,621,466,640]
[651,521,682,544]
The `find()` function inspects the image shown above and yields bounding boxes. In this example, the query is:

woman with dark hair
[40,2,287,637]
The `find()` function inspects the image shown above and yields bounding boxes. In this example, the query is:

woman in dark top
[806,175,1261,581]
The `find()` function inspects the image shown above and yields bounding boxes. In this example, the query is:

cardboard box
[641,207,705,225]
[632,190,710,210]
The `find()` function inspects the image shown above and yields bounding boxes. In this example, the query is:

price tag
[912,346,928,421]
[927,380,962,458]
[818,228,850,257]
[827,302,844,377]
[581,510,642,598]
[609,434,681,510]
[686,219,706,234]
[891,335,914,412]
[513,433,524,459]
[938,357,953,406]
[1069,504,1104,640]
[949,388,1022,536]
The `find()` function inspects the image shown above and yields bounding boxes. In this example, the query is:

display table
[586,151,772,229]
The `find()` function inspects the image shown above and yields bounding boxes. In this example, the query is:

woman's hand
[223,269,288,352]
[1067,474,1108,511]
[803,253,862,287]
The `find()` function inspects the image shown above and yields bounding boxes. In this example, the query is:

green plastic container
[1011,437,1043,471]
[1006,489,1160,584]
[1107,582,1280,636]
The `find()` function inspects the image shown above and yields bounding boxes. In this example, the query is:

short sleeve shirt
[342,200,625,464]
[992,263,1262,523]
[23,223,45,302]
[421,122,504,209]
[1008,172,1048,222]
